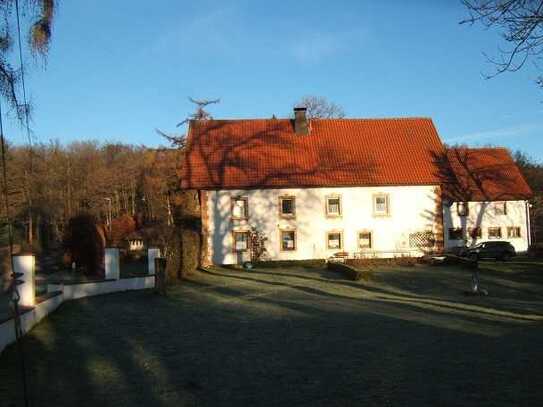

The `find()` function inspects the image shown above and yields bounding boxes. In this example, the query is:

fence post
[147,248,161,275]
[105,248,120,280]
[155,257,167,295]
[12,254,35,307]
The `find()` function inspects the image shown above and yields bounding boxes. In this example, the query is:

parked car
[465,241,516,261]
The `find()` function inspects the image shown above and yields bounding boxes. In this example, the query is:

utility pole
[104,197,112,235]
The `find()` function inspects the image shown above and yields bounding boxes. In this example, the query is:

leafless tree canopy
[294,95,345,119]
[461,0,543,84]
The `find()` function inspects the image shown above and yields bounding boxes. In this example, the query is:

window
[448,228,464,240]
[325,195,342,217]
[279,196,296,218]
[373,194,390,216]
[358,231,372,249]
[327,231,343,250]
[233,231,249,252]
[488,227,502,239]
[468,227,482,239]
[507,227,521,238]
[232,197,248,220]
[409,231,435,248]
[280,230,296,251]
[457,202,469,217]
[495,202,507,215]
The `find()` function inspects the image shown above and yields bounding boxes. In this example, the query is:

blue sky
[3,0,543,160]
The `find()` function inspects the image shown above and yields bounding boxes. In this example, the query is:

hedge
[254,259,327,269]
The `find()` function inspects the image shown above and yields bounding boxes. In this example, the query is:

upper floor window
[507,226,521,238]
[358,231,372,249]
[488,227,502,239]
[233,231,249,252]
[232,196,248,220]
[280,229,296,251]
[279,196,296,218]
[373,194,390,216]
[327,231,343,250]
[495,202,507,216]
[457,202,469,217]
[325,195,342,217]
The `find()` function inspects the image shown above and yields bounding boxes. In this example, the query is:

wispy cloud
[446,123,543,144]
[288,29,366,64]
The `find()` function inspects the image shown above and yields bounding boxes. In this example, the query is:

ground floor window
[468,227,482,239]
[233,231,249,252]
[280,230,296,251]
[488,227,502,239]
[358,231,372,249]
[327,231,343,250]
[448,228,463,240]
[507,226,521,238]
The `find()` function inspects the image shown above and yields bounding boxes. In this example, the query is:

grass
[0,261,542,406]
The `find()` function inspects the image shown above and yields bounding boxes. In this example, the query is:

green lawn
[1,261,542,406]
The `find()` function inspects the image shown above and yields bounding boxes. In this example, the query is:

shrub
[345,256,422,269]
[63,214,105,277]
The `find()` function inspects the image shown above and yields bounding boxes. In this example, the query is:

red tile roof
[443,148,533,201]
[180,117,447,189]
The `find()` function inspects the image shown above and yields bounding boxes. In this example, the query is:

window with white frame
[358,231,372,249]
[373,194,390,216]
[325,195,342,217]
[507,226,521,238]
[457,202,469,217]
[488,227,502,239]
[327,231,343,250]
[495,202,507,215]
[233,231,249,252]
[232,197,248,220]
[280,230,296,251]
[279,196,296,218]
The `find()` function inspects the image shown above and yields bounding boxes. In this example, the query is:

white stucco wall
[205,186,442,264]
[443,200,530,252]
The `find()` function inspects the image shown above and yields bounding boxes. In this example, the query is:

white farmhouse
[180,108,533,265]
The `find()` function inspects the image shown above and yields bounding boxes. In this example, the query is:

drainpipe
[526,201,532,248]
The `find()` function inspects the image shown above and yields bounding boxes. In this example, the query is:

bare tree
[294,95,345,119]
[156,96,220,148]
[461,0,543,85]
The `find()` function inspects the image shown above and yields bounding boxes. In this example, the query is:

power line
[14,0,33,146]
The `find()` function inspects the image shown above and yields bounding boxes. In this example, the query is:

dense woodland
[0,141,181,252]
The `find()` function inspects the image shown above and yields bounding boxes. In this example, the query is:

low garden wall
[0,248,159,355]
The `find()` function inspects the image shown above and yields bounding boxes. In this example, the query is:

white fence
[0,248,159,355]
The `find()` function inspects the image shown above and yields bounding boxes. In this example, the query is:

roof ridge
[194,117,433,122]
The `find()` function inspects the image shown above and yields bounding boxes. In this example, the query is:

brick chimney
[293,107,309,135]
